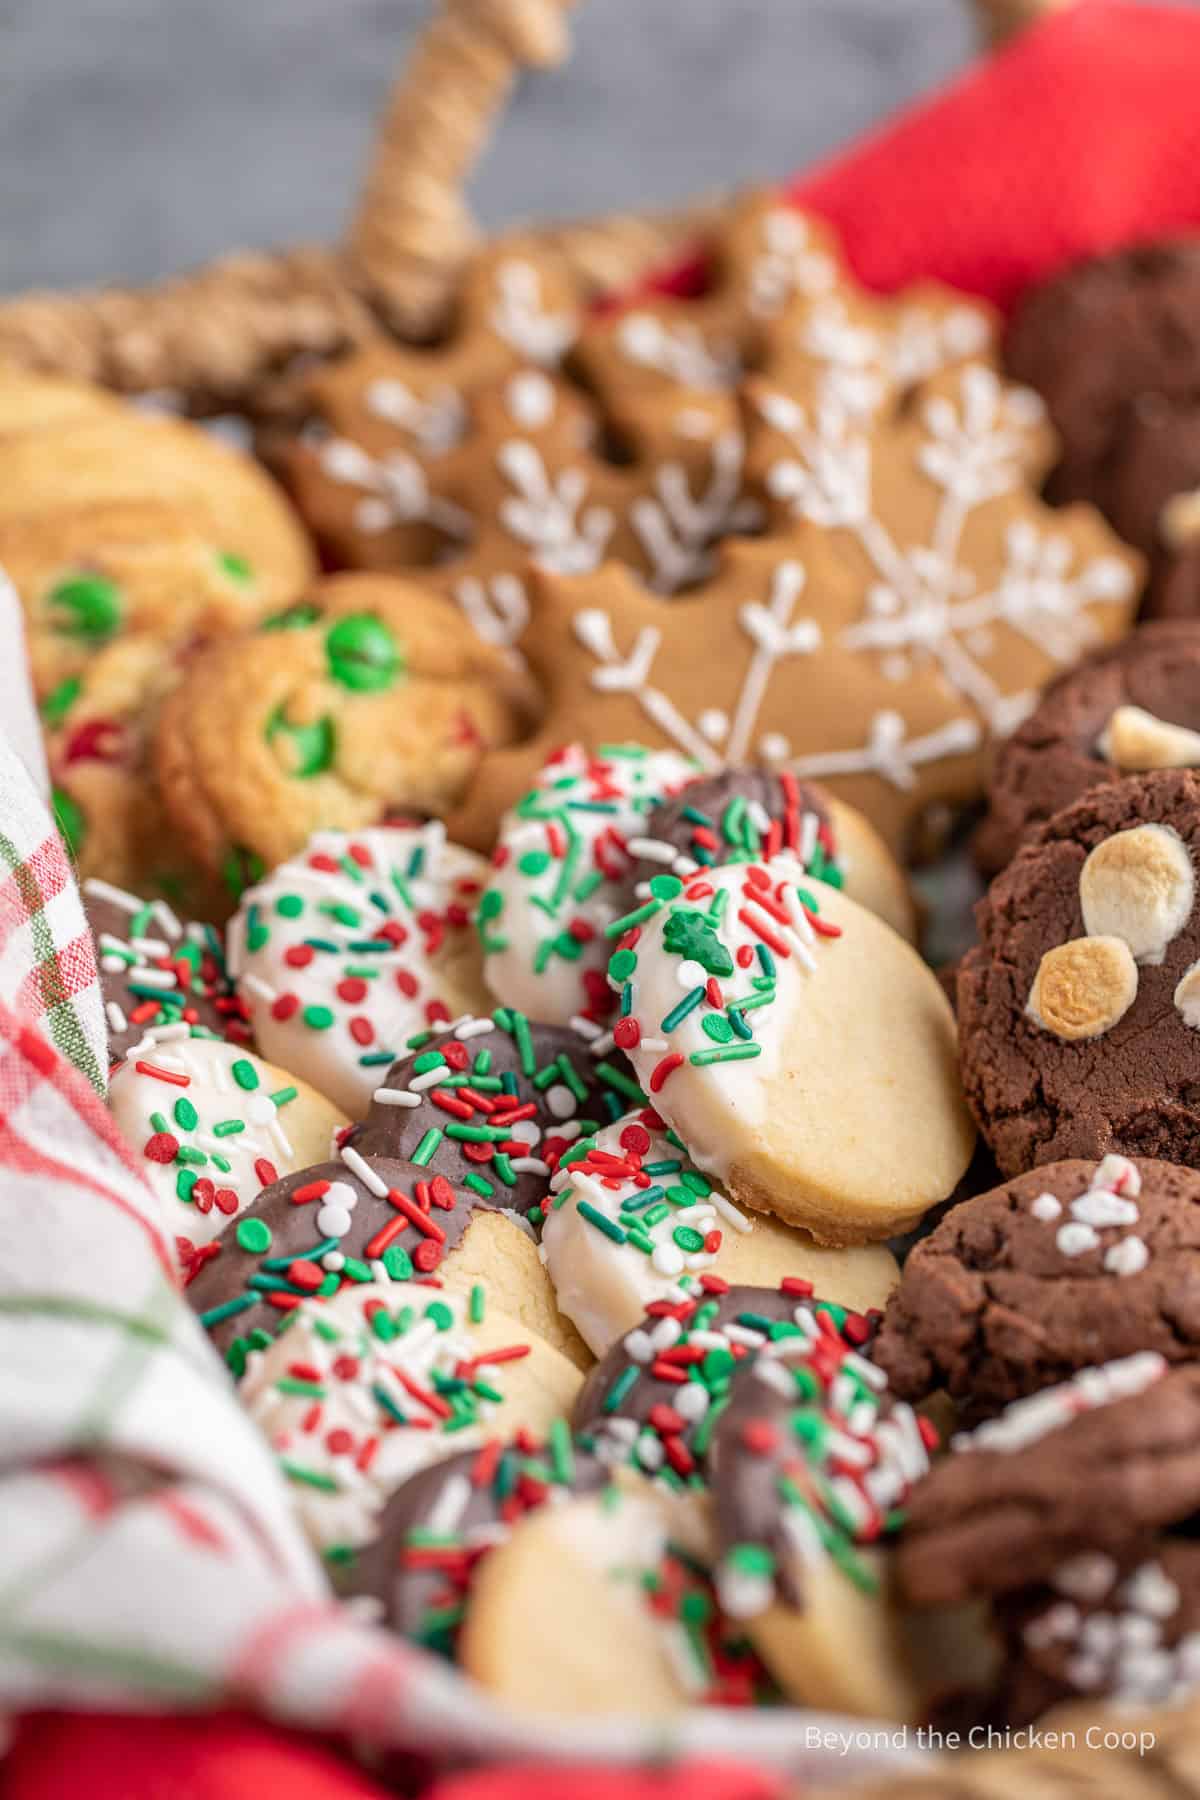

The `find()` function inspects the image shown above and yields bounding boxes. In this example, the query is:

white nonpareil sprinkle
[1056,1221,1100,1258]
[1031,1193,1062,1221]
[1103,1236,1149,1278]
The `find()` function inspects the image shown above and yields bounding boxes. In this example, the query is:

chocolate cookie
[958,770,1200,1175]
[85,877,245,1061]
[1006,240,1200,615]
[994,1542,1200,1725]
[571,1280,879,1485]
[897,1354,1200,1610]
[974,622,1200,875]
[347,1012,629,1220]
[333,1433,609,1648]
[876,1156,1200,1418]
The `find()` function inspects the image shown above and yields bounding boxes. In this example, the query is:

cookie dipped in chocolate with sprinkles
[347,1008,642,1227]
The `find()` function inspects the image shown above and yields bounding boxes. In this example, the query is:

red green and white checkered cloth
[0,729,912,1784]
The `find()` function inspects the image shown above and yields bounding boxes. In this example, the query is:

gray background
[0,1,984,293]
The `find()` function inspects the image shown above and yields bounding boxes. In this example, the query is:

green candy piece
[174,1097,199,1131]
[648,873,684,901]
[232,1058,260,1091]
[265,705,336,778]
[662,910,734,978]
[609,947,638,982]
[236,1218,272,1253]
[221,846,265,899]
[325,613,403,692]
[276,894,304,918]
[46,573,123,643]
[261,602,322,632]
[382,1245,414,1282]
[701,1013,734,1045]
[518,849,551,877]
[51,787,86,857]
[41,676,82,726]
[477,890,504,922]
[303,1005,335,1031]
[216,550,255,586]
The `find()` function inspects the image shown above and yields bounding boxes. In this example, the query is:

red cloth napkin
[12,5,1200,1798]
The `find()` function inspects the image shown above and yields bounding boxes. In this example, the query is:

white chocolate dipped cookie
[460,1478,775,1715]
[238,1278,582,1557]
[605,855,973,1244]
[230,823,490,1117]
[108,1031,346,1250]
[541,1108,897,1355]
[475,743,697,1029]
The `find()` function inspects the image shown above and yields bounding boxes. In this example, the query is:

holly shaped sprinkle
[45,572,123,643]
[662,909,735,978]
[325,613,404,692]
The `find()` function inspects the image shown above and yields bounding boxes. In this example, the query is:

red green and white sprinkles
[542,1107,754,1354]
[626,768,844,892]
[603,853,842,1174]
[238,1280,529,1554]
[108,1035,311,1248]
[230,823,488,1117]
[1021,1552,1200,1709]
[85,877,248,1059]
[711,1309,934,1622]
[951,1352,1168,1456]
[476,743,696,1029]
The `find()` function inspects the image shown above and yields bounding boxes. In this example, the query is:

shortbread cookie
[154,573,526,886]
[229,823,489,1117]
[874,1157,1200,1420]
[348,1013,626,1220]
[545,1121,897,1357]
[570,1279,886,1481]
[975,621,1200,875]
[959,770,1200,1173]
[612,764,916,944]
[108,1034,346,1249]
[897,1353,1199,1609]
[601,854,973,1244]
[476,743,697,1028]
[85,877,246,1062]
[237,1278,582,1555]
[708,1316,936,1719]
[460,1480,773,1714]
[333,1433,610,1640]
[0,371,314,607]
[994,1542,1200,1725]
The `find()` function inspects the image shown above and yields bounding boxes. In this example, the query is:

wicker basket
[5,1,1195,1793]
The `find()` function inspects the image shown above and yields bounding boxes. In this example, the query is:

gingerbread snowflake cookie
[706,1301,936,1718]
[737,361,1142,850]
[228,822,489,1117]
[546,1125,897,1358]
[959,770,1200,1174]
[874,1156,1200,1420]
[237,1277,582,1556]
[610,763,916,944]
[154,572,526,887]
[897,1354,1200,1610]
[596,852,973,1245]
[975,620,1200,875]
[348,1012,623,1219]
[86,877,246,1062]
[107,1033,346,1249]
[476,743,697,1028]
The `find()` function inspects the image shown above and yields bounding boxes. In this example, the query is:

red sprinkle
[649,1051,684,1094]
[143,1131,179,1164]
[135,1060,191,1088]
[613,1016,641,1051]
[271,993,300,1022]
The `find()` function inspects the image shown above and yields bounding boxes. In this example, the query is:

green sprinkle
[578,1200,626,1244]
[464,1172,495,1199]
[660,986,705,1032]
[231,1058,260,1091]
[236,1218,272,1253]
[469,1284,486,1324]
[303,1005,335,1031]
[281,1462,340,1493]
[199,1294,256,1329]
[689,1042,763,1066]
[411,1127,443,1166]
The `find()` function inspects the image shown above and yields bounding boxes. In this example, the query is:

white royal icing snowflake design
[487,259,577,366]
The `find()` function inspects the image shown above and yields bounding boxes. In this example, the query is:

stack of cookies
[28,189,1200,1737]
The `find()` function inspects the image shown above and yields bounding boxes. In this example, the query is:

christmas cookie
[332,1432,610,1641]
[958,770,1200,1174]
[545,1125,897,1357]
[707,1308,936,1719]
[184,1152,590,1372]
[476,743,698,1028]
[874,1157,1200,1420]
[599,854,973,1244]
[569,1279,887,1480]
[0,370,314,608]
[896,1353,1199,1609]
[348,1012,626,1220]
[737,361,1142,851]
[1006,239,1200,615]
[85,876,246,1062]
[611,764,916,944]
[237,1277,582,1555]
[229,823,489,1117]
[108,1033,346,1249]
[459,1479,774,1715]
[154,573,526,887]
[975,620,1200,875]
[994,1543,1200,1725]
